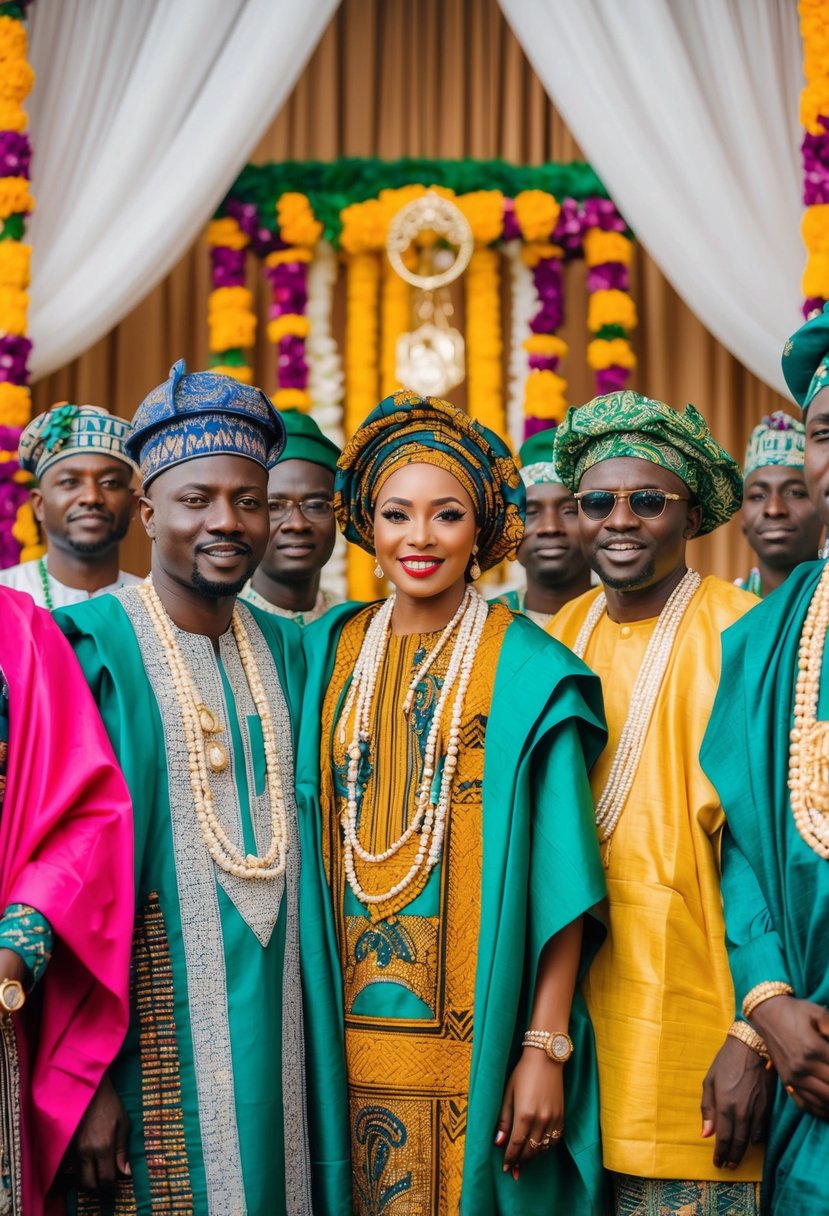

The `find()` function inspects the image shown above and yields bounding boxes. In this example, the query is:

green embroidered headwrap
[743,411,805,479]
[517,429,563,487]
[782,302,829,414]
[18,403,139,480]
[335,390,525,571]
[553,390,743,535]
[277,408,340,473]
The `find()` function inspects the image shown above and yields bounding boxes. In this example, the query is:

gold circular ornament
[0,978,25,1013]
[386,192,474,291]
[199,706,221,734]
[207,741,229,773]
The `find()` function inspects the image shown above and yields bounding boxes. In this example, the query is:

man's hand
[751,996,829,1121]
[701,1035,774,1168]
[71,1073,131,1192]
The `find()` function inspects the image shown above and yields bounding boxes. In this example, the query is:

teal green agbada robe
[701,560,829,1215]
[55,594,341,1215]
[298,602,609,1216]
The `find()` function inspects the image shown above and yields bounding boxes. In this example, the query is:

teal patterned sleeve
[0,903,53,986]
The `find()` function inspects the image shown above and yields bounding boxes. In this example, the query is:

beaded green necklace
[37,558,53,610]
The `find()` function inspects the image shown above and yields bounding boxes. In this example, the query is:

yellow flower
[206,218,248,250]
[465,248,504,435]
[587,337,637,371]
[266,314,310,343]
[0,176,33,221]
[583,230,633,268]
[523,370,568,413]
[341,199,387,254]
[0,16,28,62]
[520,242,564,267]
[210,364,253,384]
[0,285,28,335]
[265,248,313,266]
[522,334,569,359]
[0,102,25,133]
[0,57,33,104]
[207,287,256,352]
[277,193,322,248]
[514,191,560,242]
[800,82,829,135]
[381,260,410,397]
[456,191,504,245]
[11,500,42,556]
[587,289,638,333]
[0,380,30,427]
[803,251,829,298]
[378,185,428,231]
[273,389,312,411]
[0,240,29,288]
[802,206,829,253]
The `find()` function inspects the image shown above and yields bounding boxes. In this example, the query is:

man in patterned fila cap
[702,303,829,1213]
[550,390,766,1216]
[0,403,141,608]
[736,411,822,598]
[55,362,347,1215]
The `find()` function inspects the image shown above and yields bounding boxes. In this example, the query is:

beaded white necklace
[138,580,289,880]
[574,567,701,853]
[337,585,488,908]
[789,562,829,858]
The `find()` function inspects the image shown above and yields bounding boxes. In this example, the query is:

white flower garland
[504,240,536,452]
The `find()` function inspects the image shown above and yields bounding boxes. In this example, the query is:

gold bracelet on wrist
[522,1029,574,1063]
[727,1019,769,1061]
[741,981,794,1020]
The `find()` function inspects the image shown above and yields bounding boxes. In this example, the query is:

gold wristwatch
[0,978,25,1013]
[522,1029,574,1063]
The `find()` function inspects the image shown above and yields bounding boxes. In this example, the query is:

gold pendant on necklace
[198,704,229,773]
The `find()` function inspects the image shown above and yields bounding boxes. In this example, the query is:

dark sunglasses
[573,488,689,521]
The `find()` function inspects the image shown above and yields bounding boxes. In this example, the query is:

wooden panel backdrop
[31,0,792,579]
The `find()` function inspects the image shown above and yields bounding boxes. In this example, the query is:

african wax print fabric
[612,1174,760,1216]
[57,593,312,1216]
[701,561,829,1214]
[18,404,138,479]
[553,390,742,534]
[126,359,285,486]
[334,390,524,571]
[550,577,761,1182]
[782,301,829,412]
[743,412,805,478]
[305,601,609,1214]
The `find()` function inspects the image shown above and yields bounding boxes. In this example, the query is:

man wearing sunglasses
[549,391,766,1216]
[242,409,342,626]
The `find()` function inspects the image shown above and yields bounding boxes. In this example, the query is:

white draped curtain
[26,0,339,379]
[498,0,804,394]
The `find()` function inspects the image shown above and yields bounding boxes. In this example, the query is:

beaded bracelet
[742,981,794,1020]
[727,1019,769,1061]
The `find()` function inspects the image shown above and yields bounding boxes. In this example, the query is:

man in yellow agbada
[549,391,768,1216]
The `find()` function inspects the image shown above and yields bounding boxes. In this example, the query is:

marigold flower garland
[0,0,35,569]
[206,218,254,385]
[583,199,637,395]
[345,251,384,600]
[799,0,829,317]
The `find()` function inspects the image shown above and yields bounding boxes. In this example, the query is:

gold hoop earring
[374,562,384,579]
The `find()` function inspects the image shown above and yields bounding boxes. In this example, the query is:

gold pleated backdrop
[31,0,791,579]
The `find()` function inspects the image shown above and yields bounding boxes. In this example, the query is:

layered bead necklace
[337,585,488,908]
[789,562,829,858]
[138,580,289,880]
[574,567,701,857]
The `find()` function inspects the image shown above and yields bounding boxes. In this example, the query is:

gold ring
[549,1128,562,1140]
[527,1136,542,1150]
[785,1084,796,1096]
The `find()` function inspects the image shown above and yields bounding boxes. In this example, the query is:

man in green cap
[701,303,829,1214]
[736,411,822,598]
[241,409,341,625]
[493,428,591,627]
[550,391,767,1216]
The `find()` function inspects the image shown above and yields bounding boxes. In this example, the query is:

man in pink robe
[0,585,133,1214]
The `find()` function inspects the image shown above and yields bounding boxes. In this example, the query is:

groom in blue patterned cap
[53,362,337,1214]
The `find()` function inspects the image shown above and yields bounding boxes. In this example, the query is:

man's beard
[594,554,655,591]
[190,565,250,600]
[65,521,129,556]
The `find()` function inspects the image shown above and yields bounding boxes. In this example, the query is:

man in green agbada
[55,362,348,1215]
[701,304,829,1214]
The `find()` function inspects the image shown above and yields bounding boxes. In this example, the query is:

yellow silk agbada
[550,575,762,1182]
